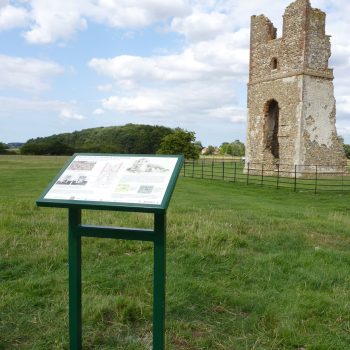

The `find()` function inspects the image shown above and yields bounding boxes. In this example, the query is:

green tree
[194,141,203,154]
[0,142,8,154]
[219,140,245,156]
[203,145,216,155]
[46,140,74,155]
[338,136,350,159]
[20,124,173,155]
[344,144,350,159]
[157,128,200,159]
[219,142,229,155]
[226,144,234,155]
[21,139,74,155]
[230,139,245,156]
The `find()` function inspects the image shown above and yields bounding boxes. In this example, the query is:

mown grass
[1,155,350,349]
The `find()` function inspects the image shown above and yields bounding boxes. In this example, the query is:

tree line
[3,125,350,160]
[203,140,245,157]
[19,124,201,159]
[0,142,17,155]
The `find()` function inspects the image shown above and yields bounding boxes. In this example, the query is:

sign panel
[37,154,183,211]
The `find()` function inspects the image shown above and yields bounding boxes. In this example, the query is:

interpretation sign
[38,154,183,209]
[36,153,184,350]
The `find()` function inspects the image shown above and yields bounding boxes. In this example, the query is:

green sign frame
[37,153,184,213]
[36,153,184,350]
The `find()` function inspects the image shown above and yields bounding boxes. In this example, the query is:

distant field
[1,155,350,349]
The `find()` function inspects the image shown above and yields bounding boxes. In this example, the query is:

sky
[1,0,350,147]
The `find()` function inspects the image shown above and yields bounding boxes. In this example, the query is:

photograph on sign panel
[94,162,122,188]
[56,174,89,186]
[126,158,170,173]
[68,161,96,171]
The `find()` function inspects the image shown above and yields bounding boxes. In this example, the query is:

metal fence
[183,159,350,193]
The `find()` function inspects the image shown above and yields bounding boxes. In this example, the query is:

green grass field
[1,155,350,349]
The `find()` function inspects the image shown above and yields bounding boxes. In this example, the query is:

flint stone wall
[246,0,346,176]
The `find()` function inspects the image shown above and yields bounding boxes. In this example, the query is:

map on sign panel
[44,155,179,205]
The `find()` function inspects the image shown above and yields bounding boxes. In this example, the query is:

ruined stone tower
[245,0,346,175]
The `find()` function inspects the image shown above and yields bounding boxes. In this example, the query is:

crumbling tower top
[249,0,332,85]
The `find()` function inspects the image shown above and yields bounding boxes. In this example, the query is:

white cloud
[100,79,241,124]
[0,4,29,31]
[0,96,69,112]
[18,0,190,44]
[0,97,86,122]
[89,14,249,124]
[97,84,113,92]
[0,55,63,92]
[89,0,190,28]
[171,11,232,42]
[102,95,163,113]
[336,96,350,120]
[24,0,88,44]
[60,108,85,120]
[206,106,246,124]
[89,53,212,83]
[89,31,249,84]
[0,96,89,143]
[337,125,350,137]
[93,108,105,115]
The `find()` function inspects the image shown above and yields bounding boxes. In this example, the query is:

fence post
[181,160,345,192]
[234,162,237,182]
[247,162,250,185]
[315,165,318,194]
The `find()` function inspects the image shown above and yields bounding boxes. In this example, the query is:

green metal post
[68,208,82,350]
[153,212,166,350]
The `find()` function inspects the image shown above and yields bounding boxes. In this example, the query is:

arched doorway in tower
[264,99,279,159]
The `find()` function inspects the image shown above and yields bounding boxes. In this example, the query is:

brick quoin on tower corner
[245,0,346,176]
